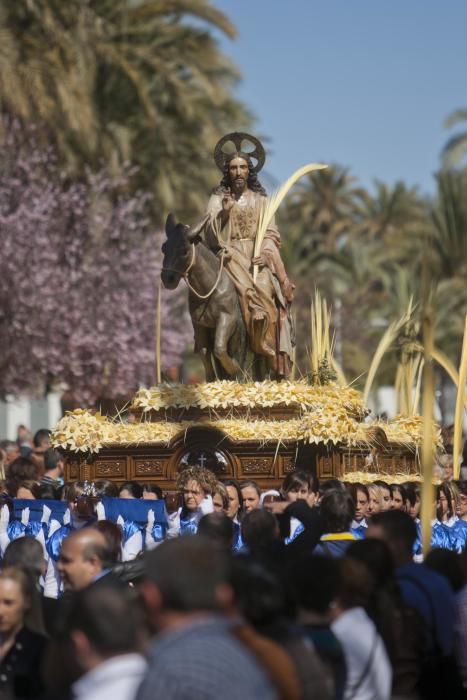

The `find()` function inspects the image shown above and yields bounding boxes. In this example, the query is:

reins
[162,243,226,301]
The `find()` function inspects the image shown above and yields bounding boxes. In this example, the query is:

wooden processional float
[53,380,430,490]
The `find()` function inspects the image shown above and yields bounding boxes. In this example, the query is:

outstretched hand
[222,188,235,212]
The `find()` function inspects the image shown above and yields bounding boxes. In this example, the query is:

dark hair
[241,509,278,550]
[63,481,87,503]
[33,429,50,449]
[66,586,143,656]
[43,448,63,472]
[320,490,355,533]
[291,554,340,614]
[403,482,420,508]
[347,482,369,505]
[95,520,123,563]
[144,537,230,612]
[319,479,345,497]
[8,479,40,498]
[33,482,62,500]
[223,479,243,510]
[214,151,267,196]
[230,555,286,627]
[390,483,407,500]
[142,483,163,499]
[94,480,119,498]
[373,480,390,493]
[239,480,261,498]
[118,481,143,499]
[7,457,39,481]
[4,537,45,581]
[0,566,45,635]
[282,471,310,494]
[458,481,467,498]
[369,510,417,553]
[345,539,401,663]
[436,482,455,521]
[197,512,234,549]
[425,548,467,593]
[346,538,395,589]
[337,557,373,610]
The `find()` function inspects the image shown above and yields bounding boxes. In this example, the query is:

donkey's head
[161,213,199,290]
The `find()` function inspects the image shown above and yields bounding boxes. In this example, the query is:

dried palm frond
[432,346,467,408]
[421,312,435,555]
[363,301,414,404]
[155,280,162,384]
[308,290,337,385]
[395,363,403,413]
[412,356,424,417]
[253,162,328,281]
[397,353,423,416]
[453,315,467,478]
[331,357,347,386]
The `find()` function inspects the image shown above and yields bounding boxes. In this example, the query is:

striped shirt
[136,617,277,700]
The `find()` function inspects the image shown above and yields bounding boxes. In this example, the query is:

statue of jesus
[203,132,295,379]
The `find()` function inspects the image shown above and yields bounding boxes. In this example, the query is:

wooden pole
[453,315,467,479]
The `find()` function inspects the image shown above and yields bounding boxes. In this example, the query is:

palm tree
[430,170,467,357]
[442,108,467,166]
[0,0,252,221]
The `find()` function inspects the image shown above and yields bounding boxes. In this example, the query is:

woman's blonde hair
[0,566,46,636]
[213,481,229,510]
[176,466,218,495]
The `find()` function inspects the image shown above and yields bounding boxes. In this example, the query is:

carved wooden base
[64,426,420,488]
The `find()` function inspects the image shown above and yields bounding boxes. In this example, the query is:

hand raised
[222,188,235,212]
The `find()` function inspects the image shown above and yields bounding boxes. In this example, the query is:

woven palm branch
[363,301,414,405]
[253,163,328,282]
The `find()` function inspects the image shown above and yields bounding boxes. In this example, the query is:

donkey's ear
[187,213,210,241]
[187,228,201,243]
[165,213,176,235]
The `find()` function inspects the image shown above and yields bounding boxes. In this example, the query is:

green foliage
[442,108,467,166]
[0,0,252,223]
[278,165,467,391]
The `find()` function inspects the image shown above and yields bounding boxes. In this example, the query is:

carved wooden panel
[317,455,335,479]
[134,459,165,477]
[240,457,273,475]
[69,463,79,480]
[95,460,125,478]
[342,453,366,472]
[278,455,296,477]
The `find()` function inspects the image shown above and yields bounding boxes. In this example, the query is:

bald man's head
[57,528,113,592]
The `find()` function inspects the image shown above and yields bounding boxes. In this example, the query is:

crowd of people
[0,426,465,699]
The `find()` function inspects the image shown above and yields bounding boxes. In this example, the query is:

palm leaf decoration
[253,162,327,281]
[363,300,415,405]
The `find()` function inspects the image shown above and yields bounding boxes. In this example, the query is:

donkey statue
[161,213,248,381]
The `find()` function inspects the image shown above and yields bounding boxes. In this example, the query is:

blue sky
[213,1,467,195]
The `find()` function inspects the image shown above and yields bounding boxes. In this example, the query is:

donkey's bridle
[162,242,226,300]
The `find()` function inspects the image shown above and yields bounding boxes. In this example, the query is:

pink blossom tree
[0,121,192,404]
